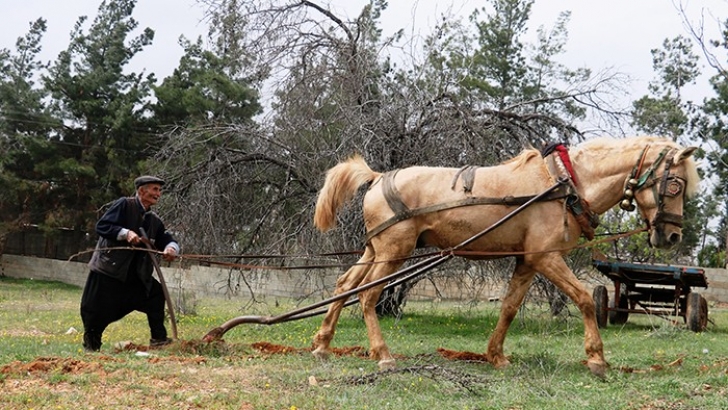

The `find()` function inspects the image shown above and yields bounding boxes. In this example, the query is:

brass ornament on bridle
[620,178,638,211]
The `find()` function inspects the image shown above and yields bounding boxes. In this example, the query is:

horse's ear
[676,146,697,162]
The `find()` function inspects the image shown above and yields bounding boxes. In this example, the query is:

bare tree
[154,0,631,310]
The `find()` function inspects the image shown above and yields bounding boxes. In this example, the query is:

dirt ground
[2,340,725,410]
[0,340,491,409]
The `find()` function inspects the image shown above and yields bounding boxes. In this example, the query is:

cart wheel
[608,284,629,325]
[593,285,608,328]
[686,292,708,332]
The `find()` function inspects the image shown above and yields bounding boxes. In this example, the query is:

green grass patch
[1,277,727,409]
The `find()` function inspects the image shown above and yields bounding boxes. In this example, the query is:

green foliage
[631,36,700,139]
[427,0,590,155]
[0,18,56,230]
[1,0,161,233]
[464,0,533,108]
[691,26,728,260]
[632,94,691,138]
[697,243,727,267]
[1,0,262,242]
[152,37,261,127]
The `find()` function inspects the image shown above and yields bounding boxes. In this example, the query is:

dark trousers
[80,270,167,350]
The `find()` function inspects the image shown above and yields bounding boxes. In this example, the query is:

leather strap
[382,170,410,216]
[366,183,573,241]
[451,165,479,193]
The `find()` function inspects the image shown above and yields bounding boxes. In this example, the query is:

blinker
[665,179,683,197]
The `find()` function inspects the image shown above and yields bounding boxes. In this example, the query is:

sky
[3,0,728,116]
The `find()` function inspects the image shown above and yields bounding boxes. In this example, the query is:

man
[80,175,180,351]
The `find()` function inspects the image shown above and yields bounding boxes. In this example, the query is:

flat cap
[134,175,165,189]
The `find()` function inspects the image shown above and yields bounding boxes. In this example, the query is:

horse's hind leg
[356,255,409,370]
[485,260,536,368]
[312,247,375,360]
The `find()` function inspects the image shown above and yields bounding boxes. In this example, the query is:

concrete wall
[1,254,727,303]
[0,254,502,302]
[0,254,342,300]
[704,267,728,302]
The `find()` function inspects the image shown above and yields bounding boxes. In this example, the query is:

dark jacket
[88,197,177,289]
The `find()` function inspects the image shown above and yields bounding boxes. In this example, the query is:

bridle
[620,146,687,229]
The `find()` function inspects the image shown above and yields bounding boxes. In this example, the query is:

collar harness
[542,142,598,240]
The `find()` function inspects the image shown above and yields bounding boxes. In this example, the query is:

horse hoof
[486,353,510,368]
[587,360,607,379]
[312,347,331,361]
[492,358,511,369]
[378,358,396,370]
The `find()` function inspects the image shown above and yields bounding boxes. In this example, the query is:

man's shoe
[150,337,173,347]
[83,332,102,352]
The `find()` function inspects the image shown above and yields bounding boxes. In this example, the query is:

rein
[70,222,647,273]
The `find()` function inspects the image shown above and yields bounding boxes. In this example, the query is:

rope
[68,227,648,272]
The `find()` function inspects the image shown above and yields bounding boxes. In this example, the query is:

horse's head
[620,145,699,248]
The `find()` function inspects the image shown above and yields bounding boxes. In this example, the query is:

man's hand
[162,247,177,262]
[126,230,141,245]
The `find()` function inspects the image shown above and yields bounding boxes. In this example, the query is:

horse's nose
[668,232,681,245]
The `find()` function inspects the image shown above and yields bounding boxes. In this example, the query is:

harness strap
[635,148,668,189]
[451,165,479,193]
[652,149,684,228]
[382,170,410,216]
[654,212,684,227]
[366,183,573,242]
[633,146,650,182]
[657,150,676,196]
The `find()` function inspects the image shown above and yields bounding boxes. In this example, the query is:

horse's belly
[418,213,524,252]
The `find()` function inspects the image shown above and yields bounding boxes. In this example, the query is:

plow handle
[139,227,178,340]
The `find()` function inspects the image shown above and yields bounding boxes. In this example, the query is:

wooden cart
[591,260,709,332]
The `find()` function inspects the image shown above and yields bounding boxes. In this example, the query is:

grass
[1,276,727,409]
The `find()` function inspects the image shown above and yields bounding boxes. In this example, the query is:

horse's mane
[577,135,675,153]
[576,136,700,197]
[503,149,541,168]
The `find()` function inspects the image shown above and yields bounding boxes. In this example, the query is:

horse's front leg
[532,254,607,378]
[312,250,374,360]
[485,261,536,368]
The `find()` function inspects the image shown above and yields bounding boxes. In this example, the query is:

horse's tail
[314,154,380,232]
